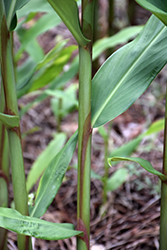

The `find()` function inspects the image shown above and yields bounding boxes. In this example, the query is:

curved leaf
[4,0,30,30]
[0,113,19,129]
[109,118,164,158]
[0,208,82,240]
[30,132,78,218]
[29,45,77,93]
[15,12,61,60]
[108,156,167,182]
[16,41,76,98]
[144,118,164,135]
[136,0,167,26]
[93,25,143,60]
[26,133,67,193]
[91,15,167,128]
[47,0,89,46]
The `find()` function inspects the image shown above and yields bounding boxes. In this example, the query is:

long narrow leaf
[26,133,67,193]
[0,208,82,240]
[30,132,78,218]
[17,0,55,18]
[93,25,143,60]
[4,0,30,30]
[15,12,61,60]
[136,0,167,26]
[108,156,167,182]
[91,15,167,128]
[47,0,89,46]
[109,118,164,158]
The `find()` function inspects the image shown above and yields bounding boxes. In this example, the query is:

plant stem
[102,131,109,204]
[160,86,167,249]
[108,0,114,37]
[0,84,9,250]
[57,97,63,132]
[0,2,32,249]
[77,1,95,249]
[127,0,137,25]
[107,0,115,57]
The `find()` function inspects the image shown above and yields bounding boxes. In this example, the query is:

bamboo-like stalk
[160,87,167,250]
[0,1,32,249]
[127,0,137,25]
[102,131,109,204]
[77,1,95,249]
[0,84,9,250]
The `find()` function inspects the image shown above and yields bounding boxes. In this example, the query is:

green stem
[160,86,167,250]
[77,1,95,249]
[92,0,99,73]
[102,132,109,204]
[0,2,32,249]
[57,97,63,132]
[0,84,9,250]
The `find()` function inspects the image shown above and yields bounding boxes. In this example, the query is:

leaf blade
[0,113,19,129]
[47,0,89,46]
[106,168,128,192]
[30,132,78,218]
[136,0,167,26]
[91,15,167,128]
[26,133,67,193]
[0,208,82,240]
[108,156,167,182]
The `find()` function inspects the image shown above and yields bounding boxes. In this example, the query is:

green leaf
[16,57,36,91]
[93,25,143,60]
[0,113,19,129]
[47,0,89,46]
[26,133,67,193]
[91,15,167,128]
[144,118,164,135]
[16,41,77,98]
[110,136,143,158]
[16,40,68,94]
[4,0,30,30]
[17,0,55,18]
[46,85,78,118]
[109,118,164,158]
[136,0,167,26]
[23,39,44,63]
[108,156,167,182]
[0,208,82,240]
[15,12,61,60]
[30,132,78,218]
[28,45,77,93]
[18,55,79,115]
[98,126,108,141]
[106,168,128,192]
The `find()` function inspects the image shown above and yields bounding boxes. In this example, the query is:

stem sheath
[160,86,167,250]
[77,1,95,249]
[0,1,32,249]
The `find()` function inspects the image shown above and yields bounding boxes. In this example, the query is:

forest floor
[7,1,167,250]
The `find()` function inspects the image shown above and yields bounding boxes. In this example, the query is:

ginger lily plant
[0,0,167,249]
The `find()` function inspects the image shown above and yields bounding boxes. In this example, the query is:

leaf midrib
[91,23,166,127]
